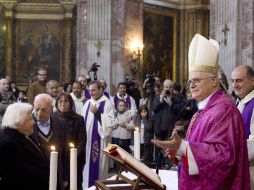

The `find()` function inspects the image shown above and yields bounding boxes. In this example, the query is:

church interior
[0,0,251,93]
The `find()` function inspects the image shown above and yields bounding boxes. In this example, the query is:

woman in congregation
[55,92,87,190]
[0,102,49,190]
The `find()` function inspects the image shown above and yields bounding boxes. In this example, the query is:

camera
[145,74,156,85]
[90,62,100,72]
[165,90,171,96]
[176,129,185,138]
[88,62,100,81]
[125,76,135,95]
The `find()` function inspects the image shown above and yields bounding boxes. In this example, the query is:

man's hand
[63,181,68,189]
[151,130,182,156]
[90,104,98,113]
[118,121,126,128]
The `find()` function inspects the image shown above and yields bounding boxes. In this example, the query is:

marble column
[62,1,75,83]
[76,0,143,94]
[76,0,89,76]
[210,0,254,91]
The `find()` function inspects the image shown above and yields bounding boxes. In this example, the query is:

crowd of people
[0,33,253,190]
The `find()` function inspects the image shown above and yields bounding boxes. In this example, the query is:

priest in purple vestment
[152,34,250,190]
[231,65,254,189]
[82,80,115,188]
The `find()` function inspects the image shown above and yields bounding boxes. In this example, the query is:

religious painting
[143,8,177,81]
[16,20,62,83]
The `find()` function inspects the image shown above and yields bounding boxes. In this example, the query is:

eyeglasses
[38,73,47,76]
[187,76,213,87]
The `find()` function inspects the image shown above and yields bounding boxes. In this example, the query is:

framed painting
[15,20,63,83]
[143,7,177,81]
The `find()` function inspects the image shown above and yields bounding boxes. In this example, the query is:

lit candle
[70,143,77,190]
[134,127,141,160]
[49,146,58,190]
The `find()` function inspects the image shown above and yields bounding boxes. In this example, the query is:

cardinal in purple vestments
[152,34,250,190]
[179,90,250,190]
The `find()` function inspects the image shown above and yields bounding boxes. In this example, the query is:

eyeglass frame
[186,76,215,87]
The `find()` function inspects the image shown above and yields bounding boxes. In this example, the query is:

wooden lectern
[95,144,166,190]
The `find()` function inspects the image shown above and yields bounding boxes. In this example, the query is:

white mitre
[188,33,219,76]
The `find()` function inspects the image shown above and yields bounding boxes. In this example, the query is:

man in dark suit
[31,93,68,190]
[0,103,49,190]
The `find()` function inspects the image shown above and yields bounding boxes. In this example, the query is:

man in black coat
[31,93,68,190]
[152,79,186,164]
[0,103,49,190]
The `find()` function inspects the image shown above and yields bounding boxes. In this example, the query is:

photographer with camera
[125,77,141,108]
[142,74,161,110]
[151,79,185,164]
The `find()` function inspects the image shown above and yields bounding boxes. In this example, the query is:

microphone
[156,148,165,175]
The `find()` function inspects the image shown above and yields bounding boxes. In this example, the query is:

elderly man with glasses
[152,34,250,190]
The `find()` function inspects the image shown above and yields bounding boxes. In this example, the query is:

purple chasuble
[179,90,250,190]
[241,97,254,139]
[84,101,105,187]
[114,95,131,109]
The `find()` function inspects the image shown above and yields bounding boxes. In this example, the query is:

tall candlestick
[70,143,77,190]
[49,146,58,190]
[134,127,141,160]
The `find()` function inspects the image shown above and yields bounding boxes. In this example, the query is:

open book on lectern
[103,143,165,189]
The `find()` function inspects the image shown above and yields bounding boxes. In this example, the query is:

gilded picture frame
[16,20,63,83]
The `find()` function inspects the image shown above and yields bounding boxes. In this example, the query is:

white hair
[2,103,33,129]
[163,79,173,86]
[34,93,53,105]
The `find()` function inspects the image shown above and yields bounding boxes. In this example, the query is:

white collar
[90,95,107,104]
[198,92,214,110]
[240,89,254,104]
[37,118,50,126]
[70,92,85,101]
[116,92,128,99]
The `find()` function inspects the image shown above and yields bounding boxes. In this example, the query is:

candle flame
[69,143,75,148]
[135,127,139,132]
[51,146,55,151]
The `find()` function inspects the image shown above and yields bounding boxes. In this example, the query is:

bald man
[231,65,254,138]
[231,65,254,189]
[0,78,16,126]
[31,93,67,190]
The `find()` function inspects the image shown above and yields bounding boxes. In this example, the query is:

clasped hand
[151,129,182,157]
[90,104,98,113]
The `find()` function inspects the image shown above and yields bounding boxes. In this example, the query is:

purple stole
[179,91,223,171]
[104,91,110,99]
[84,100,105,187]
[84,89,91,99]
[113,95,131,109]
[242,97,254,139]
[187,90,223,142]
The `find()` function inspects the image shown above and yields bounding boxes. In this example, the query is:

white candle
[70,143,77,190]
[49,146,58,190]
[134,127,141,160]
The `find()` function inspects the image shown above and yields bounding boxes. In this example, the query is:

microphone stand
[156,149,165,175]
